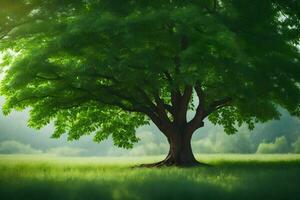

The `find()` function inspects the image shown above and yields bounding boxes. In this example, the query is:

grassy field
[0,154,300,200]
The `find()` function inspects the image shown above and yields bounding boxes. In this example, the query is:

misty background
[1,95,300,157]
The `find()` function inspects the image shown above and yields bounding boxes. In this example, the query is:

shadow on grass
[0,176,226,200]
[1,160,300,200]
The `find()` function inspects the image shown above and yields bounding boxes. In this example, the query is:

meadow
[0,154,300,200]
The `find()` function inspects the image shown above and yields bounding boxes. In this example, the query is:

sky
[0,96,300,157]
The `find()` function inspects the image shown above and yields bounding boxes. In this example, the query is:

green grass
[1,154,300,200]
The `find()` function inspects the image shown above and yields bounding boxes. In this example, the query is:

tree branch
[164,103,174,115]
[203,97,232,118]
[187,83,205,132]
[174,85,193,124]
[143,109,172,137]
[35,66,176,125]
[36,73,146,113]
[0,18,46,40]
[154,93,172,124]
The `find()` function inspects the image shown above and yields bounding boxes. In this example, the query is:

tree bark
[140,128,207,167]
[165,131,198,166]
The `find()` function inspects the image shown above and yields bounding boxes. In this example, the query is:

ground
[0,154,300,200]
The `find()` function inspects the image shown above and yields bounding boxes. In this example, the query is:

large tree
[0,0,300,166]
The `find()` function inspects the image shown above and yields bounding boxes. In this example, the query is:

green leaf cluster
[0,0,299,146]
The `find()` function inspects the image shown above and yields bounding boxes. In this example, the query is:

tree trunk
[165,132,199,166]
[140,129,206,167]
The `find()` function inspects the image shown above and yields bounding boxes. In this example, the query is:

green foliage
[28,101,146,148]
[292,136,300,153]
[0,0,299,147]
[256,136,290,153]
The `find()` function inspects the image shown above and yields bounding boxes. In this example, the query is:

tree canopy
[0,0,300,152]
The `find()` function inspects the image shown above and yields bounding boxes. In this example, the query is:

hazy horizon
[1,97,300,157]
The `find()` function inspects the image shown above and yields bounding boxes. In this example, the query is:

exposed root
[136,158,211,168]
